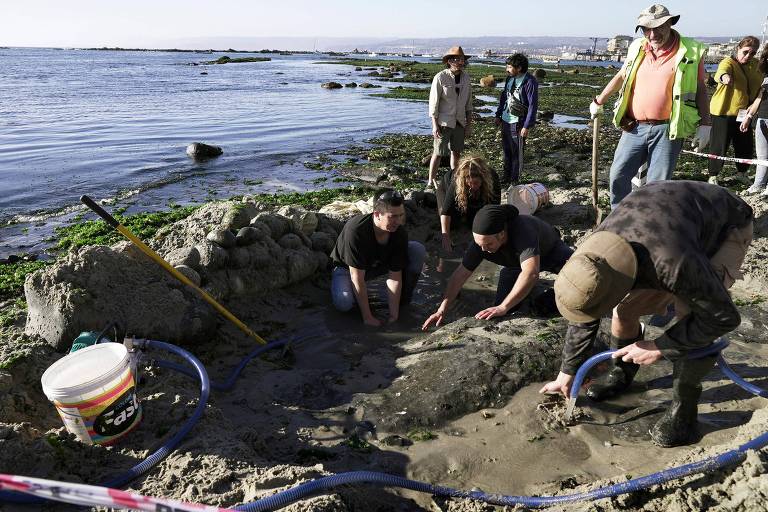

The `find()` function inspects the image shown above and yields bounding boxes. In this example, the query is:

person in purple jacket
[495,53,539,185]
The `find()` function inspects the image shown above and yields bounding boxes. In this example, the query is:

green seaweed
[0,261,49,302]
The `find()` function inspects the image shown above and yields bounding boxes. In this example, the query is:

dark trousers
[709,115,753,175]
[493,241,574,306]
[501,121,524,184]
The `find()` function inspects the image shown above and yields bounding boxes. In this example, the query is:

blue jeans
[331,241,426,312]
[609,123,683,209]
[494,241,574,306]
[501,121,523,184]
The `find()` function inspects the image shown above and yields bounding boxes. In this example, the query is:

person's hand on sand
[363,314,383,327]
[539,371,574,398]
[422,310,445,331]
[474,305,508,320]
[613,340,662,365]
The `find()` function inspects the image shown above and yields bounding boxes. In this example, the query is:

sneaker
[707,176,719,186]
[743,184,763,195]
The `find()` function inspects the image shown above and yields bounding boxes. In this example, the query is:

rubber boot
[650,355,717,447]
[585,326,643,401]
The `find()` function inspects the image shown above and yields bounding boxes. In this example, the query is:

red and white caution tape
[682,150,768,168]
[0,473,237,511]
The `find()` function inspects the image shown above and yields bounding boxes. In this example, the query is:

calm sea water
[0,48,433,256]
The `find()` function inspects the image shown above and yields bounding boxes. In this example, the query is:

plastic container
[507,183,550,215]
[41,343,141,445]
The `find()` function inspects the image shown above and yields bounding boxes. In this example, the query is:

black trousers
[708,115,753,175]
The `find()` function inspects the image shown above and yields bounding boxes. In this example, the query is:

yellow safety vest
[613,36,706,139]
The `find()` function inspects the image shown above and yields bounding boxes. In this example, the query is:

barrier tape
[682,150,768,168]
[0,473,236,511]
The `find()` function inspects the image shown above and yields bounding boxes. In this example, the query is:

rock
[285,250,320,283]
[358,82,380,89]
[229,247,251,269]
[186,142,223,160]
[195,240,230,269]
[235,226,266,246]
[247,220,272,239]
[321,82,343,89]
[422,192,437,209]
[564,69,579,75]
[316,214,343,239]
[479,75,496,87]
[310,231,336,254]
[206,228,236,249]
[381,435,412,447]
[546,173,564,182]
[538,111,555,122]
[352,317,562,432]
[420,152,450,168]
[165,246,201,270]
[345,82,358,88]
[276,206,318,236]
[367,71,380,77]
[253,213,292,240]
[247,242,273,266]
[24,246,216,350]
[152,201,255,254]
[278,233,305,251]
[406,190,426,204]
[318,199,373,222]
[532,68,547,80]
[354,66,362,71]
[174,265,201,286]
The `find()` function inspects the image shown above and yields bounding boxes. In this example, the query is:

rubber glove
[589,100,603,119]
[691,125,711,152]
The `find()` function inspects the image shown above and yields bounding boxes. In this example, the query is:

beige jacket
[429,69,472,128]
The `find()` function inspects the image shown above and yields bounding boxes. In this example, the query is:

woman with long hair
[740,43,768,195]
[439,154,500,252]
[708,36,763,185]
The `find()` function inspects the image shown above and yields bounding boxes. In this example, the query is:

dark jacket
[495,72,539,129]
[560,181,753,375]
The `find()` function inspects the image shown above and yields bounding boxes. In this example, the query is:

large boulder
[318,199,373,222]
[24,244,217,350]
[276,206,318,236]
[186,142,222,160]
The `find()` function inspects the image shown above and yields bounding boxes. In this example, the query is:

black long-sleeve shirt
[560,181,753,375]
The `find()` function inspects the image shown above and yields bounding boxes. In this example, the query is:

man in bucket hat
[428,46,473,191]
[540,181,753,447]
[589,4,711,209]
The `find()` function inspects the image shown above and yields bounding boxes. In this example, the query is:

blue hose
[5,336,766,510]
[234,336,768,510]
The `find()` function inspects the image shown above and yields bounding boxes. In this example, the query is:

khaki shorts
[614,221,753,321]
[433,124,465,157]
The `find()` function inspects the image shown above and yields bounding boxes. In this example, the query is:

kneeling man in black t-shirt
[422,204,572,330]
[330,190,426,327]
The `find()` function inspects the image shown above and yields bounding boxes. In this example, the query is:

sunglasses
[447,56,464,62]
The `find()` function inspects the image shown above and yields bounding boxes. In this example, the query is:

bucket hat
[554,231,637,323]
[442,46,471,64]
[635,4,680,32]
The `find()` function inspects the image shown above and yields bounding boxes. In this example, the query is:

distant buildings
[607,35,633,53]
[706,40,738,62]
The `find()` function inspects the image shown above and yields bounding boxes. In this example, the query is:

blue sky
[2,1,766,48]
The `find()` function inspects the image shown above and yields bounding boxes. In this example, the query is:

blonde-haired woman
[440,155,501,252]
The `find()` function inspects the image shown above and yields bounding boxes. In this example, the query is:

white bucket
[41,343,142,445]
[507,183,550,215]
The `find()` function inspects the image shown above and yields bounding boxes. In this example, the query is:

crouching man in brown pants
[540,180,753,447]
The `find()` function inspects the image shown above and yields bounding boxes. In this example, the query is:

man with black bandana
[422,204,573,330]
[540,180,753,447]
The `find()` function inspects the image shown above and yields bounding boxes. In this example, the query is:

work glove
[691,125,711,152]
[589,100,603,119]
